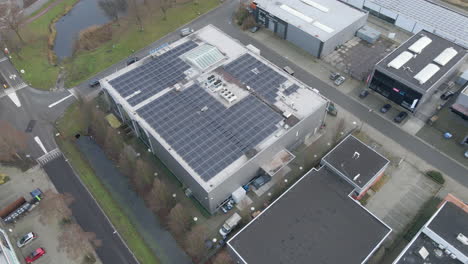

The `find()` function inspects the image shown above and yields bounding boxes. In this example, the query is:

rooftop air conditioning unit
[219,88,237,104]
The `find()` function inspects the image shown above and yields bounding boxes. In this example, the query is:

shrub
[425,170,445,185]
[235,6,249,25]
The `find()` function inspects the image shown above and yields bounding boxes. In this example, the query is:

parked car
[329,72,340,80]
[394,111,408,123]
[334,76,346,86]
[380,104,391,113]
[17,232,37,248]
[283,66,294,76]
[126,57,139,66]
[25,248,45,263]
[219,213,242,237]
[221,198,234,213]
[252,174,272,189]
[250,26,259,33]
[440,90,455,100]
[180,27,194,37]
[359,90,369,98]
[88,79,100,88]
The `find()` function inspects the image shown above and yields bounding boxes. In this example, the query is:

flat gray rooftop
[322,135,389,189]
[228,167,391,264]
[428,202,468,257]
[395,233,462,264]
[376,30,467,92]
[369,0,468,48]
[255,0,366,42]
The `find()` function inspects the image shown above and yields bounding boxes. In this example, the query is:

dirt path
[22,0,65,25]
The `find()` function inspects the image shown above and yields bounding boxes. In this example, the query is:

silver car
[334,76,346,86]
[180,28,194,37]
[17,232,37,248]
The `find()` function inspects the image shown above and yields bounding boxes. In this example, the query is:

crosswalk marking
[36,148,62,166]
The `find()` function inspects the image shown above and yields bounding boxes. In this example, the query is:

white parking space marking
[34,136,48,155]
[48,93,74,108]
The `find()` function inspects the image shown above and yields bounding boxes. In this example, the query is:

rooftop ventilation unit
[300,0,329,12]
[414,63,440,84]
[387,51,413,69]
[219,88,237,104]
[408,36,432,54]
[312,21,334,33]
[418,247,429,260]
[433,47,458,66]
[280,4,313,23]
[457,233,468,245]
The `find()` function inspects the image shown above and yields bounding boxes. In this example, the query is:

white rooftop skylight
[433,47,458,66]
[414,63,440,84]
[387,51,413,69]
[408,36,432,54]
[300,0,329,12]
[280,4,313,23]
[312,21,334,33]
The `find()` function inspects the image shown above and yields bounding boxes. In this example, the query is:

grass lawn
[65,0,219,87]
[56,103,160,264]
[11,0,79,90]
[11,0,220,90]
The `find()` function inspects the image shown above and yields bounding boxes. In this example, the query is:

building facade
[253,0,367,58]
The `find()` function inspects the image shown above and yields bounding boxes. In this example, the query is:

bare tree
[98,0,127,25]
[58,223,101,260]
[128,0,144,31]
[167,203,191,237]
[184,225,208,261]
[0,4,24,43]
[212,250,235,264]
[117,147,135,178]
[159,0,175,20]
[89,107,108,145]
[131,159,153,195]
[0,120,28,162]
[145,178,174,213]
[38,190,74,224]
[103,126,124,160]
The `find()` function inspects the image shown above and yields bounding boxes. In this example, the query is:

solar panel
[224,54,287,104]
[109,41,198,106]
[283,84,300,96]
[137,84,282,181]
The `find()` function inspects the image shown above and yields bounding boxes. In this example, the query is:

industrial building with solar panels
[100,25,329,213]
[368,30,467,112]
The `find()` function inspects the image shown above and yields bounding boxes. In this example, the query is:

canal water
[54,0,111,59]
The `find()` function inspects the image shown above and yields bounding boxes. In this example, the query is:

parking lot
[0,165,101,264]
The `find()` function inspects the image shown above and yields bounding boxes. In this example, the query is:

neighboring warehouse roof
[376,30,467,92]
[322,135,389,189]
[370,0,468,48]
[228,167,391,264]
[254,0,367,42]
[101,25,328,191]
[394,201,468,264]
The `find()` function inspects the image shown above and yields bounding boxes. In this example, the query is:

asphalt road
[43,156,138,264]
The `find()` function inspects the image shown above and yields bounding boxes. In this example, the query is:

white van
[219,213,242,237]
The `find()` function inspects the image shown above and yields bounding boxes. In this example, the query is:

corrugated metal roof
[433,47,458,66]
[387,51,413,69]
[183,44,224,70]
[372,0,468,47]
[414,63,440,84]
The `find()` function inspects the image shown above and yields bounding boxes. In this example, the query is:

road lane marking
[6,92,21,107]
[48,93,74,108]
[34,136,48,154]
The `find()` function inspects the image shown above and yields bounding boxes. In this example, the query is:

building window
[363,6,396,24]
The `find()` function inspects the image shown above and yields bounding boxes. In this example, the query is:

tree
[98,0,127,26]
[184,225,208,261]
[117,146,136,178]
[128,0,144,31]
[212,250,235,264]
[145,178,174,213]
[0,120,28,162]
[159,0,175,20]
[131,159,153,195]
[167,203,191,237]
[103,126,124,160]
[58,223,101,260]
[0,4,24,43]
[38,190,74,224]
[89,107,107,145]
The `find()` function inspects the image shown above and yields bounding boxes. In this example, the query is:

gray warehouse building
[340,0,468,48]
[368,30,467,112]
[100,25,328,213]
[253,0,367,58]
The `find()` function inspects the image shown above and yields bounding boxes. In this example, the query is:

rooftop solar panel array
[224,54,287,104]
[283,84,300,96]
[137,84,283,181]
[109,41,198,106]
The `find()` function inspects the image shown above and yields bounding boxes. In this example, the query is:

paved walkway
[22,0,64,25]
[75,136,192,264]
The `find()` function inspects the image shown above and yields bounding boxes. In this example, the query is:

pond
[54,0,112,59]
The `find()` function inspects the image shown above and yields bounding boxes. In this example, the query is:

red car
[25,248,45,263]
